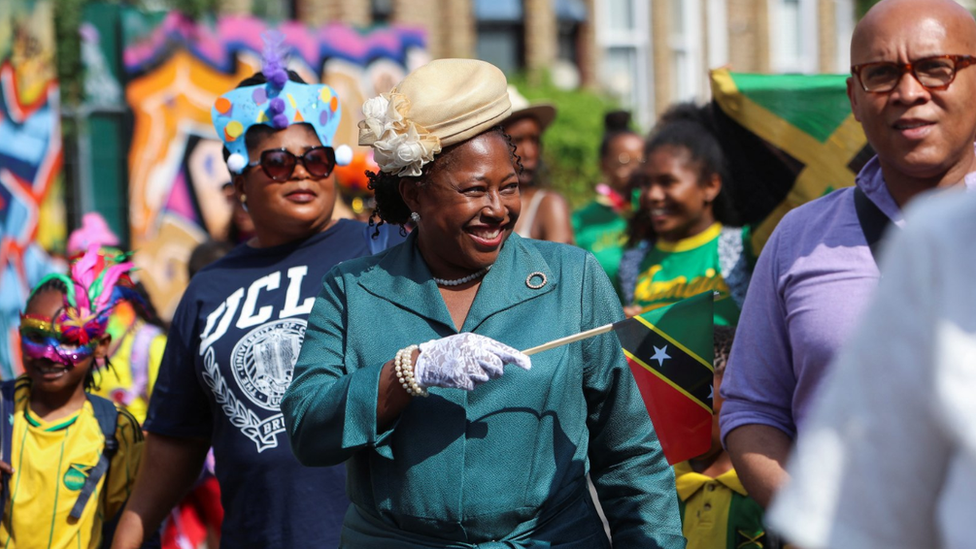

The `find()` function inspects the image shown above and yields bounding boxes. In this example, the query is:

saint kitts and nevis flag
[709,68,871,254]
[613,291,714,465]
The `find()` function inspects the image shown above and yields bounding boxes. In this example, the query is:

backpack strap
[0,380,16,521]
[853,186,893,267]
[69,394,118,520]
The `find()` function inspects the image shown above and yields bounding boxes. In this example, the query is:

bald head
[852,0,976,63]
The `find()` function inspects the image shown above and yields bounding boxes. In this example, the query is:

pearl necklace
[433,265,492,286]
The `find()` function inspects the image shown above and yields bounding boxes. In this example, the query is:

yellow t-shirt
[674,461,767,549]
[0,376,144,549]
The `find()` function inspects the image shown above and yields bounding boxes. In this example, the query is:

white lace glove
[413,333,532,391]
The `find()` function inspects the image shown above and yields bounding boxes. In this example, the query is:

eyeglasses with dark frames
[851,54,976,93]
[245,146,337,181]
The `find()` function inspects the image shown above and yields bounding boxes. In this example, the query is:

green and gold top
[623,223,746,326]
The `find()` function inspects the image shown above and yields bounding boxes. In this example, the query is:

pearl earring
[240,194,249,213]
[410,212,421,223]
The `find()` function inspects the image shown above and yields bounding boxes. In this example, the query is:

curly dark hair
[713,324,736,375]
[625,103,740,246]
[599,110,640,160]
[367,126,522,236]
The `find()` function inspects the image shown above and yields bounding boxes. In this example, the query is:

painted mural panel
[122,12,427,321]
[0,0,65,378]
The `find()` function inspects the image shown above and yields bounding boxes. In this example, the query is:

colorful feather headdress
[29,245,142,346]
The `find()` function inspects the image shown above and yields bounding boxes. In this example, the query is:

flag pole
[522,323,614,356]
[522,295,714,356]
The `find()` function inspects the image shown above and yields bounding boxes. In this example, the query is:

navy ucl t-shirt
[146,219,404,548]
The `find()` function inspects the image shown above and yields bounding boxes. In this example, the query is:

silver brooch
[526,271,547,289]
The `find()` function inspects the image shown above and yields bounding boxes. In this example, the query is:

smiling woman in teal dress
[281,59,684,549]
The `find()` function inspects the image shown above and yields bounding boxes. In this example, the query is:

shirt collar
[654,222,722,253]
[856,147,976,228]
[674,461,749,500]
[356,231,557,333]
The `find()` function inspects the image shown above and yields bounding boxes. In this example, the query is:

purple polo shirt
[720,154,976,442]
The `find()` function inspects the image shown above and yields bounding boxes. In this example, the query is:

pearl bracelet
[394,345,427,397]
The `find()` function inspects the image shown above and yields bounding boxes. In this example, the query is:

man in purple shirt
[720,0,976,508]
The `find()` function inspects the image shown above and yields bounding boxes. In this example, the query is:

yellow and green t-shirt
[674,462,766,549]
[0,376,144,549]
[629,223,741,326]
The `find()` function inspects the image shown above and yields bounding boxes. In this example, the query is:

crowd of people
[3,0,975,546]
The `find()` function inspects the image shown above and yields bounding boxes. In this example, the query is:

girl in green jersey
[620,104,749,325]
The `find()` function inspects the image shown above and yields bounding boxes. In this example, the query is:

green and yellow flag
[710,68,871,254]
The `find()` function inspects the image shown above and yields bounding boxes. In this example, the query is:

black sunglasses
[246,147,336,181]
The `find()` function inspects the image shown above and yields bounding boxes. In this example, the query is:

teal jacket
[282,232,684,548]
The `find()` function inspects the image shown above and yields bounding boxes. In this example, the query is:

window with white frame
[772,0,818,73]
[670,0,704,102]
[706,0,729,70]
[474,0,524,75]
[835,0,855,72]
[597,0,652,128]
[372,0,393,24]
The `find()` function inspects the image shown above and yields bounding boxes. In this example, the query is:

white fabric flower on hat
[362,92,441,177]
[373,122,441,178]
[361,94,405,141]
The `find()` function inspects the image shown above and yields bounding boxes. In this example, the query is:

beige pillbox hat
[359,59,513,176]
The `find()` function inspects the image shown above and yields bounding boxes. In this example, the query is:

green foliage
[167,0,219,19]
[855,0,975,19]
[855,0,881,18]
[55,0,92,107]
[508,75,619,209]
[250,0,289,21]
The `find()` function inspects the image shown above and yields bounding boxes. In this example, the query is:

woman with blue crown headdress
[111,33,404,549]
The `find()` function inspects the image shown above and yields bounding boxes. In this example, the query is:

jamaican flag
[710,68,872,254]
[614,291,713,465]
